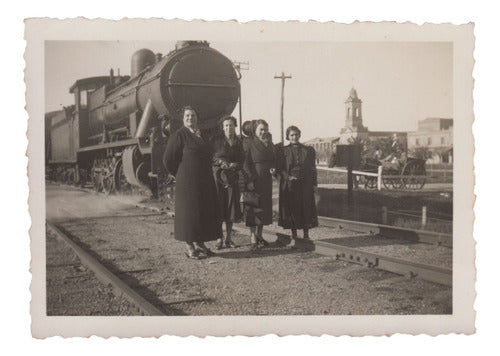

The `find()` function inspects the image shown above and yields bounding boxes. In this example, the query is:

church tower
[340,87,368,143]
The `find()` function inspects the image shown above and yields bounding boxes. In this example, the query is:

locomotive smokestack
[109,68,114,84]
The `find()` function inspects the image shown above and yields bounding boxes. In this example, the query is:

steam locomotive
[45,41,240,198]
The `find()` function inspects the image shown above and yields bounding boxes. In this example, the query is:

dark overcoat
[164,127,222,242]
[278,143,318,229]
[243,137,276,226]
[211,135,244,223]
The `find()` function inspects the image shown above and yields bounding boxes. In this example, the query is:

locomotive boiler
[46,41,240,197]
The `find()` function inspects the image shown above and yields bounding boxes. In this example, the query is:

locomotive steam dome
[131,49,156,77]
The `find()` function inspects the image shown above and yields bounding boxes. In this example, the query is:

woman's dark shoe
[185,250,202,260]
[257,238,269,247]
[215,239,224,250]
[194,243,216,257]
[225,240,237,249]
[196,247,216,257]
[250,243,260,251]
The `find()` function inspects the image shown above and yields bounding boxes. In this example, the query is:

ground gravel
[46,230,141,316]
[57,211,452,315]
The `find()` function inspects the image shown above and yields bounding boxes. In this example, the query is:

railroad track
[46,221,166,316]
[317,216,452,248]
[49,182,453,287]
[251,223,452,287]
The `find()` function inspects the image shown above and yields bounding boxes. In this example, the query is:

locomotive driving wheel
[91,164,103,192]
[114,159,131,193]
[101,164,115,195]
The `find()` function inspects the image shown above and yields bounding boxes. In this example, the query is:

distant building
[407,118,453,164]
[304,136,340,165]
[305,87,406,165]
[305,88,452,166]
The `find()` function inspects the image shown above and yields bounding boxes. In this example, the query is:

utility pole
[274,72,292,144]
[233,61,249,135]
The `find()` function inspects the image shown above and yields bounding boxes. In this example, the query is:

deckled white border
[26,18,475,338]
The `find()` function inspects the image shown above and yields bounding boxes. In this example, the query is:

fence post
[382,206,388,225]
[377,165,383,191]
[422,206,427,228]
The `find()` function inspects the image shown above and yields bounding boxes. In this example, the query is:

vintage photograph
[27,19,475,337]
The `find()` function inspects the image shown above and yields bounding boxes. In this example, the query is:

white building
[407,118,453,164]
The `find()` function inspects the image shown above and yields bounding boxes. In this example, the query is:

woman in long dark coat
[243,119,276,249]
[278,125,318,245]
[164,106,222,259]
[211,116,244,249]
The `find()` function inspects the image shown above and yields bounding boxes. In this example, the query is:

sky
[45,41,452,141]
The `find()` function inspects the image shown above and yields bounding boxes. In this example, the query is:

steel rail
[255,228,452,287]
[46,221,166,316]
[317,216,452,248]
[314,239,452,286]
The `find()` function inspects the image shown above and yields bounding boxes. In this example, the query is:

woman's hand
[247,182,255,191]
[269,168,276,176]
[228,162,239,170]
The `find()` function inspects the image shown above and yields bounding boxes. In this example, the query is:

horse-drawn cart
[360,157,427,190]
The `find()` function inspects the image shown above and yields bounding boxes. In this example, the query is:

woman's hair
[218,115,237,128]
[242,120,254,137]
[180,105,199,118]
[286,125,301,140]
[253,119,269,134]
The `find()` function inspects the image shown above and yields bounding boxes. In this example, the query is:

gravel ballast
[46,229,141,316]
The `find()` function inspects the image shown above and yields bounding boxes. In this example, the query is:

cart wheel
[382,176,393,190]
[392,177,404,190]
[365,177,377,189]
[402,160,427,190]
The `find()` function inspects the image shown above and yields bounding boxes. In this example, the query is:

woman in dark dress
[243,119,276,249]
[211,116,244,249]
[278,126,318,246]
[164,106,222,259]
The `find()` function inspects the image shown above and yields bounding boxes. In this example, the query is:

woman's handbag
[240,191,260,208]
